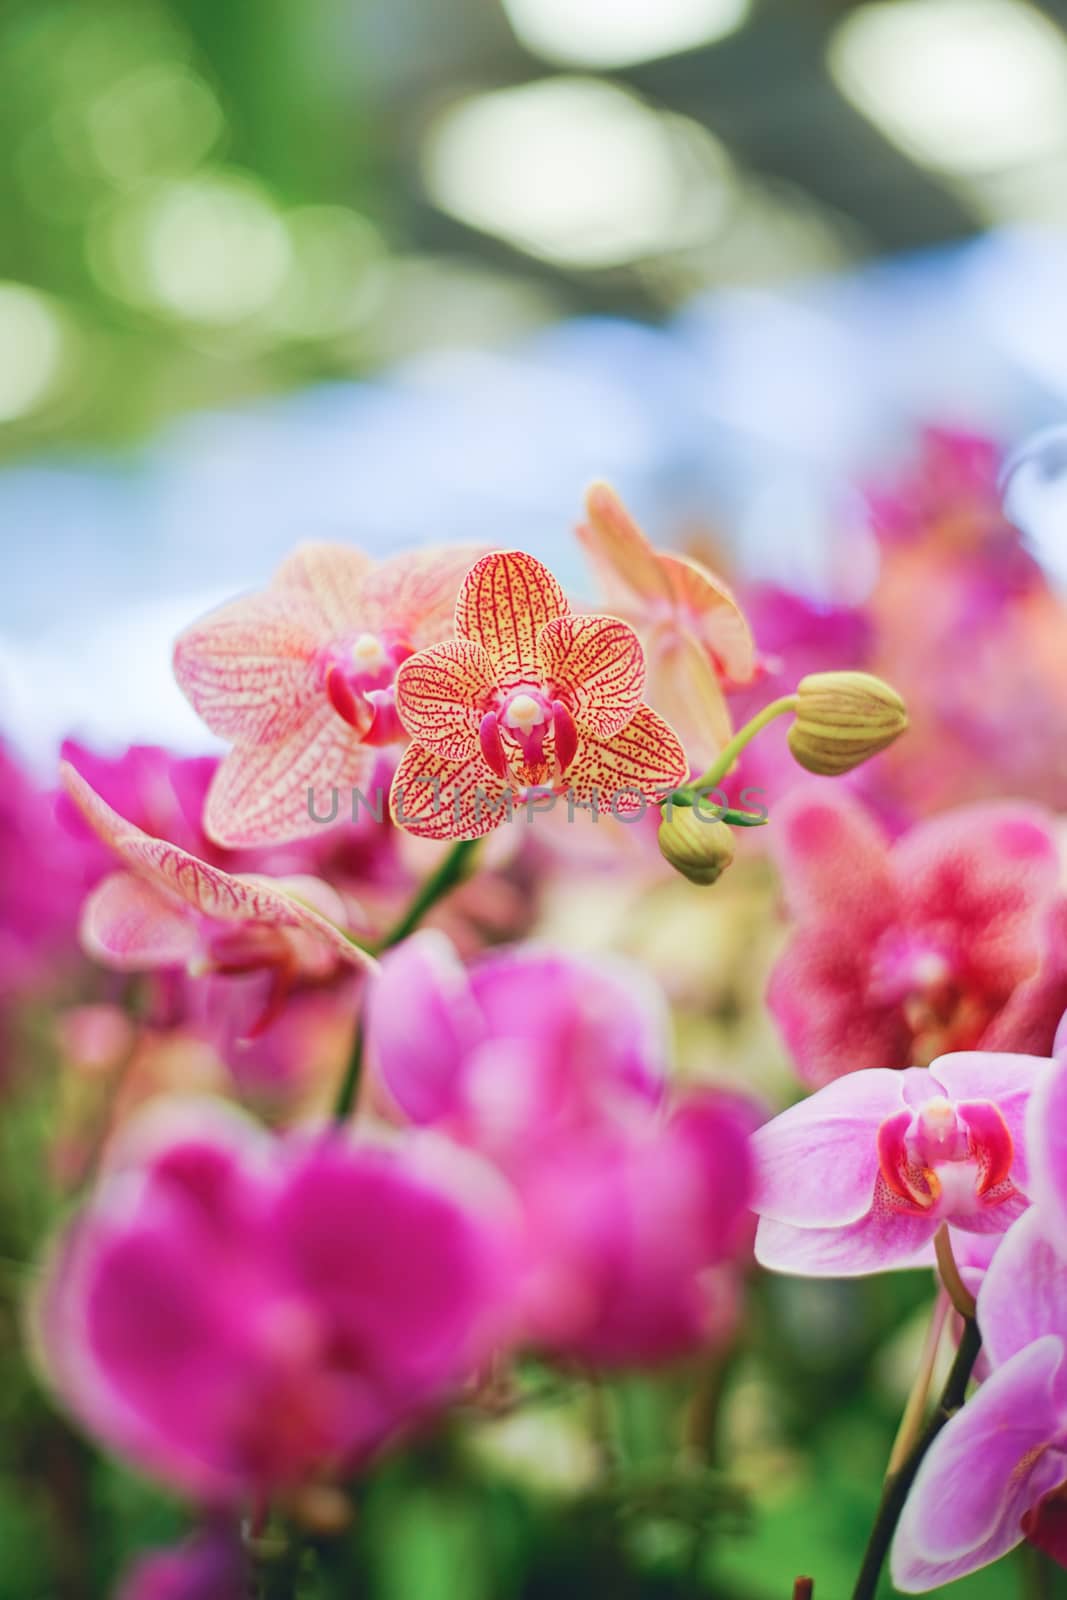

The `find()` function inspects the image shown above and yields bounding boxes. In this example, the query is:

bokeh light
[501,0,750,67]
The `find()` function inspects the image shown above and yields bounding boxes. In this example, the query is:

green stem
[849,1317,982,1600]
[331,839,480,1121]
[674,696,798,802]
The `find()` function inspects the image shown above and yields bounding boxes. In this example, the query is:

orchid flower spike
[174,541,484,846]
[578,483,756,768]
[60,763,375,1002]
[752,1052,1047,1277]
[389,550,688,839]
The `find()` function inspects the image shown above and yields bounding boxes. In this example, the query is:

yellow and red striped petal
[202,706,377,848]
[645,620,734,770]
[537,613,645,740]
[273,541,376,634]
[659,552,755,685]
[578,483,674,610]
[455,551,568,684]
[360,545,488,647]
[395,638,499,757]
[565,705,688,816]
[60,764,374,970]
[390,743,511,841]
[81,872,201,970]
[173,591,323,745]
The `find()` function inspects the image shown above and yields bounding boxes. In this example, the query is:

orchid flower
[390,549,688,839]
[37,1100,516,1504]
[891,1051,1067,1589]
[60,764,374,1025]
[577,484,756,767]
[768,788,1063,1084]
[174,541,483,846]
[752,1052,1046,1276]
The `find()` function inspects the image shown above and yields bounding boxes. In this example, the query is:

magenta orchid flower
[174,541,484,846]
[769,788,1063,1085]
[37,1100,516,1505]
[390,550,688,840]
[115,1524,243,1600]
[60,764,374,1022]
[577,484,756,769]
[891,1051,1067,1589]
[366,933,755,1364]
[752,1052,1046,1276]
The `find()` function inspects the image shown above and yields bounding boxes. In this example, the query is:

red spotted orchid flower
[61,764,374,1025]
[578,484,757,768]
[174,541,483,846]
[389,550,688,840]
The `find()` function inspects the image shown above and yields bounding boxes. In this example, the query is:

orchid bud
[657,808,735,886]
[787,671,908,776]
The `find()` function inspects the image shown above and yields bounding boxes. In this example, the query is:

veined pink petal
[173,591,323,745]
[395,639,499,756]
[81,873,201,970]
[579,483,674,608]
[978,1207,1067,1370]
[537,614,645,739]
[772,788,897,931]
[768,928,912,1087]
[390,744,511,841]
[644,620,733,769]
[565,705,687,816]
[659,551,755,685]
[752,1068,911,1226]
[272,541,375,634]
[60,763,374,971]
[203,705,377,848]
[359,545,488,647]
[890,1336,1067,1593]
[455,551,568,685]
[754,1206,939,1276]
[1026,1054,1067,1237]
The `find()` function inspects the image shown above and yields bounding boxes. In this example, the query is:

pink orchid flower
[769,788,1063,1085]
[752,1052,1047,1276]
[61,763,373,1028]
[390,549,688,840]
[37,1100,516,1505]
[366,933,755,1364]
[577,484,756,768]
[174,541,483,846]
[891,1051,1067,1590]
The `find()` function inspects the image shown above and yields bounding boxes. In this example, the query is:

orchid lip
[875,1096,1016,1218]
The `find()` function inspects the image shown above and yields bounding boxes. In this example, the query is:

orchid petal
[978,1206,1067,1369]
[768,928,913,1087]
[771,788,896,931]
[537,614,645,739]
[564,705,687,816]
[752,1069,911,1226]
[366,931,482,1123]
[272,541,375,633]
[579,483,674,608]
[455,551,567,684]
[81,873,201,971]
[202,705,376,848]
[1026,1054,1067,1237]
[754,1205,939,1276]
[644,620,734,770]
[931,1051,1049,1196]
[390,744,510,840]
[359,545,487,647]
[394,638,499,757]
[173,591,322,745]
[659,551,755,684]
[890,1336,1067,1593]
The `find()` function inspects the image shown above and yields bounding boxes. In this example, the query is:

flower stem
[331,839,480,1121]
[849,1316,982,1600]
[934,1224,977,1319]
[793,1581,814,1600]
[673,696,798,802]
[886,1289,951,1477]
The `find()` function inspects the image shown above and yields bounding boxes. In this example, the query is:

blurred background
[4,0,1067,760]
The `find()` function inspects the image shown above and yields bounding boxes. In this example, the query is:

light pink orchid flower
[390,550,688,840]
[61,763,374,1026]
[891,1050,1067,1590]
[577,484,756,767]
[752,1052,1047,1277]
[174,541,484,846]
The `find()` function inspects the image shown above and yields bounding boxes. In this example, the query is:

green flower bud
[657,808,735,886]
[787,671,908,776]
